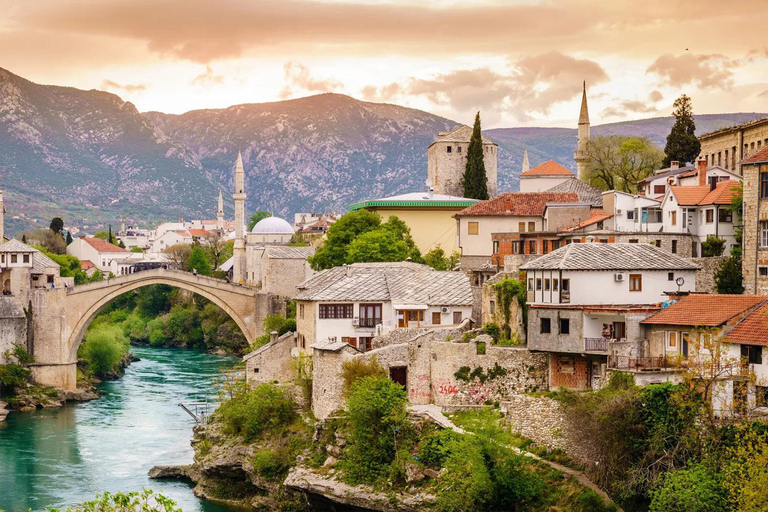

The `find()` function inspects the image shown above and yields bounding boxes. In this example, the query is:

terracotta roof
[560,211,614,232]
[521,243,699,271]
[669,181,739,206]
[641,294,767,327]
[724,302,768,345]
[83,237,128,253]
[521,160,574,177]
[742,146,768,165]
[188,229,212,237]
[455,192,579,217]
[81,260,96,270]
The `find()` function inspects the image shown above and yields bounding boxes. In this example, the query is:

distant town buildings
[699,117,768,172]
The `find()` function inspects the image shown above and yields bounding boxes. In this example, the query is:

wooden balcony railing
[358,318,381,328]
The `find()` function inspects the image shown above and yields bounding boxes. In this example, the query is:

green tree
[188,246,211,276]
[424,247,460,270]
[587,135,664,192]
[79,324,127,377]
[65,231,73,245]
[49,217,64,234]
[663,94,701,167]
[346,230,408,264]
[93,230,110,241]
[715,252,744,294]
[462,112,489,200]
[649,463,727,512]
[308,210,382,270]
[108,225,114,245]
[130,246,143,253]
[118,239,126,249]
[21,234,27,243]
[701,236,726,257]
[248,211,272,231]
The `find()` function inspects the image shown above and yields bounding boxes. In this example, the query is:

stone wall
[612,233,694,258]
[692,256,727,293]
[502,254,538,274]
[742,162,768,294]
[699,119,768,172]
[481,275,526,343]
[311,344,357,419]
[0,297,28,360]
[371,322,469,350]
[261,256,312,300]
[244,332,298,385]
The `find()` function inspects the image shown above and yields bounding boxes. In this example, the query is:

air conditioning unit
[441,306,450,314]
[616,209,623,214]
[351,317,359,326]
[614,273,625,282]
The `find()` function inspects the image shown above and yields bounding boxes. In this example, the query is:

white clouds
[279,62,344,99]
[646,53,740,89]
[191,66,224,88]
[99,79,146,94]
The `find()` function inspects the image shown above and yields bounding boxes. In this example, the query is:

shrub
[263,314,296,336]
[340,357,386,395]
[482,323,500,342]
[701,235,726,257]
[436,436,493,512]
[0,364,31,393]
[461,331,479,343]
[649,463,727,512]
[489,448,546,510]
[217,383,297,441]
[45,489,182,512]
[251,450,290,480]
[419,428,457,467]
[342,376,408,484]
[79,324,127,377]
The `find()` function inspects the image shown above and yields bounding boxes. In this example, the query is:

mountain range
[0,66,765,235]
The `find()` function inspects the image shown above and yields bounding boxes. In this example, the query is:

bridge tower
[574,81,591,182]
[232,150,247,284]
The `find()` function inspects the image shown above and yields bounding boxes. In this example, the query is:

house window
[559,318,570,335]
[655,240,662,248]
[760,267,768,277]
[10,254,17,263]
[553,279,559,291]
[629,274,642,291]
[654,185,665,194]
[47,275,54,284]
[528,278,534,290]
[668,272,674,281]
[761,173,768,198]
[671,240,678,254]
[761,221,768,248]
[23,254,30,264]
[319,303,354,319]
[528,222,535,232]
[519,222,526,232]
[536,278,542,290]
[742,345,763,365]
[432,312,441,325]
[359,303,382,327]
[447,146,452,153]
[453,311,462,324]
[718,210,732,223]
[299,304,304,319]
[543,240,549,254]
[457,146,462,154]
[342,337,357,348]
[667,331,678,349]
[561,279,570,292]
[492,240,499,254]
[528,241,536,254]
[671,211,677,226]
[626,210,635,220]
[706,210,714,223]
[544,279,550,291]
[468,222,479,235]
[613,321,627,339]
[540,317,551,334]
[628,239,638,244]
[512,241,521,254]
[489,300,496,314]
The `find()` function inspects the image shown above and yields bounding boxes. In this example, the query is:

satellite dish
[675,277,685,287]
[425,178,433,188]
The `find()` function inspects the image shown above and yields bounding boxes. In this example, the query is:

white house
[150,230,193,254]
[295,262,474,352]
[521,243,698,390]
[640,160,742,200]
[67,237,129,273]
[601,190,662,232]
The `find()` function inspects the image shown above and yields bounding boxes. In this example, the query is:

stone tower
[217,190,224,231]
[522,150,530,174]
[232,150,246,284]
[427,125,498,198]
[574,82,591,182]
[0,191,4,241]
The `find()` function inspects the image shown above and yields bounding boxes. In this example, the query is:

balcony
[609,355,677,371]
[584,337,609,352]
[358,318,381,328]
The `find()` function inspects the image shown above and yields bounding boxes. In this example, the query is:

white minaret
[522,150,530,174]
[217,190,224,231]
[0,191,4,242]
[574,81,591,182]
[232,150,246,284]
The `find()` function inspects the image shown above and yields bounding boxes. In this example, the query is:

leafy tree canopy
[248,211,272,231]
[587,135,664,193]
[424,247,460,271]
[462,112,489,200]
[188,246,212,276]
[663,94,701,167]
[49,217,64,234]
[93,230,110,241]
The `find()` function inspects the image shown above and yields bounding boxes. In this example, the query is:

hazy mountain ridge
[0,66,764,234]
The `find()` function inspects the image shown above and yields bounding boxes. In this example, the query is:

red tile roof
[742,146,768,165]
[83,237,128,253]
[724,302,768,345]
[456,192,579,217]
[81,260,96,270]
[188,229,212,237]
[641,294,767,327]
[560,211,614,232]
[521,160,574,177]
[669,180,740,206]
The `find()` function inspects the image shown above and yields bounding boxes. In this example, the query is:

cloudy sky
[2,0,767,128]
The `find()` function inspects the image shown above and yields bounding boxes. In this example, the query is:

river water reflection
[0,346,240,512]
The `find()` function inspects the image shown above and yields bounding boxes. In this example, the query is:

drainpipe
[756,165,762,294]
[715,205,719,239]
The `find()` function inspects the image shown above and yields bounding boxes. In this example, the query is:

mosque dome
[251,216,294,235]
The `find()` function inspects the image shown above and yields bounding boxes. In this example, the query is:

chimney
[505,198,512,212]
[270,331,278,344]
[344,264,352,277]
[698,158,707,187]
[670,161,679,170]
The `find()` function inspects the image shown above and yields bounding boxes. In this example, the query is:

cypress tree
[108,225,114,245]
[663,95,701,167]
[22,235,27,244]
[462,112,489,200]
[66,231,73,245]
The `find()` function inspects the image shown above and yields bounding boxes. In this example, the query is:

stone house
[741,147,768,294]
[454,191,580,270]
[244,331,299,385]
[634,294,768,416]
[67,237,129,273]
[521,242,698,390]
[518,161,574,193]
[294,262,474,352]
[699,116,768,172]
[427,125,498,198]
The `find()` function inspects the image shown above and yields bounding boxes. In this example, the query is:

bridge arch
[63,269,261,363]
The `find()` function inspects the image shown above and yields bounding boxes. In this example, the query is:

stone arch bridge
[30,268,272,390]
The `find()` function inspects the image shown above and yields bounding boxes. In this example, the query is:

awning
[394,304,428,310]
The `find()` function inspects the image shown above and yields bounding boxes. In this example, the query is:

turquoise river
[0,346,241,512]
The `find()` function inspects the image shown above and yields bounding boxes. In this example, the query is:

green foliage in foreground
[40,489,181,511]
[649,463,728,512]
[217,382,297,442]
[78,324,128,377]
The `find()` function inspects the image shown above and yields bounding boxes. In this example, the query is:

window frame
[559,318,570,335]
[453,311,462,324]
[761,173,768,199]
[629,273,642,292]
[432,311,441,325]
[528,221,535,232]
[705,209,714,223]
[318,303,354,319]
[467,221,479,235]
[718,209,733,223]
[540,317,551,334]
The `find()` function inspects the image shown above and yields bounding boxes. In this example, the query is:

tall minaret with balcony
[574,82,591,182]
[217,190,224,231]
[232,150,246,283]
